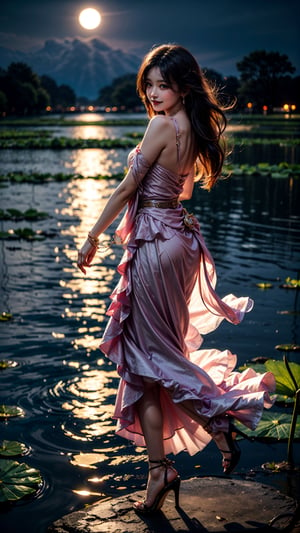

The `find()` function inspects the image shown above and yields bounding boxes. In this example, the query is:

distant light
[87,105,94,112]
[46,106,52,112]
[291,104,296,111]
[283,104,289,111]
[247,102,253,109]
[79,8,101,30]
[73,489,104,497]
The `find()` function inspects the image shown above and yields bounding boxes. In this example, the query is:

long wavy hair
[136,44,229,190]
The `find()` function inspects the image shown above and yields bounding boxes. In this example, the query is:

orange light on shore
[282,104,296,113]
[247,102,253,109]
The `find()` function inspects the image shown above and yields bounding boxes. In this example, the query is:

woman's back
[139,113,196,179]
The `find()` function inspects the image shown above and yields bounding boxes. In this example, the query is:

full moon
[79,8,101,30]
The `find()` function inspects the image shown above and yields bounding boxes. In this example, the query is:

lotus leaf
[0,208,49,221]
[271,172,287,178]
[238,362,267,375]
[0,312,13,321]
[236,411,300,440]
[0,405,24,418]
[0,228,46,241]
[283,277,300,288]
[0,440,28,457]
[0,360,18,369]
[256,282,273,289]
[273,394,294,405]
[275,344,300,352]
[0,460,42,502]
[265,360,300,396]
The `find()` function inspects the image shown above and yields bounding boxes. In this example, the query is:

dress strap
[171,117,181,165]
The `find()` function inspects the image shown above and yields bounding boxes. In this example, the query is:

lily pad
[236,411,300,440]
[0,360,18,369]
[280,277,300,289]
[273,393,294,405]
[0,441,28,457]
[262,460,293,472]
[0,208,49,221]
[256,282,273,289]
[238,362,267,375]
[0,460,42,502]
[0,312,13,321]
[275,344,300,352]
[265,360,300,397]
[0,405,24,419]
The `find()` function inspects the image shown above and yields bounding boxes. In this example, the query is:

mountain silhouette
[0,38,142,99]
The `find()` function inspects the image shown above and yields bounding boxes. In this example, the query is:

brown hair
[136,44,229,190]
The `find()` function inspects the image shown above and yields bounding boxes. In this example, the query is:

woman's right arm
[77,116,170,274]
[77,169,139,274]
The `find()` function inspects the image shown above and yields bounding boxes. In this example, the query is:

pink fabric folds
[100,149,275,455]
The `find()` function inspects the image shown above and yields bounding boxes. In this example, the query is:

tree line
[0,63,76,115]
[98,51,299,114]
[0,50,299,116]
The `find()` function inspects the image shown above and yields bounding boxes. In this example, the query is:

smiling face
[145,67,183,116]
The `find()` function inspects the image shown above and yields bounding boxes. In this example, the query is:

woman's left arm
[179,169,195,200]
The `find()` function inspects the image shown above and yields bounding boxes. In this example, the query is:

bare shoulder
[143,115,175,144]
[140,115,175,163]
[148,115,174,134]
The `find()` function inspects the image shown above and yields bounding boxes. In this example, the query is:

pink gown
[100,118,275,455]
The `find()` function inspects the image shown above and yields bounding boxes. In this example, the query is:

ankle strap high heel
[134,457,180,514]
[148,458,175,486]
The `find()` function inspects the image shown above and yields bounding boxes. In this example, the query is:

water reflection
[0,148,128,175]
[60,177,123,349]
[49,364,118,441]
[72,125,104,140]
[65,148,125,176]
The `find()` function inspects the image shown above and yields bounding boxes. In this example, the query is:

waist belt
[140,198,179,209]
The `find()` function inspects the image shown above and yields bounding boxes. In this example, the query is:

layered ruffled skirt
[100,197,275,455]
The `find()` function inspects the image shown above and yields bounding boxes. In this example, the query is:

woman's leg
[135,381,178,507]
[136,381,165,460]
[180,399,238,472]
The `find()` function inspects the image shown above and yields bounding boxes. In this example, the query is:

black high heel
[217,421,241,475]
[133,458,181,514]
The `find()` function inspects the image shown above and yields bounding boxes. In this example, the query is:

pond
[0,120,299,533]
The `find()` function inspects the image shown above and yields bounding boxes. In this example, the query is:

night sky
[0,0,299,76]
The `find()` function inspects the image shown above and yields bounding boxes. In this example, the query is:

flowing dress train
[100,119,275,455]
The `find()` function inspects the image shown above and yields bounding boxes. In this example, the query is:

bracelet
[87,232,100,247]
[87,232,124,253]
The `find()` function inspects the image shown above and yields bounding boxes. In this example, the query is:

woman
[77,44,275,514]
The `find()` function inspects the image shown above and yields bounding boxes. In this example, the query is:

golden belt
[140,198,179,209]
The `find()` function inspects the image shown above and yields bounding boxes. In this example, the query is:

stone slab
[48,476,299,533]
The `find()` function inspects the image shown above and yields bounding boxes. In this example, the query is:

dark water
[0,135,300,532]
